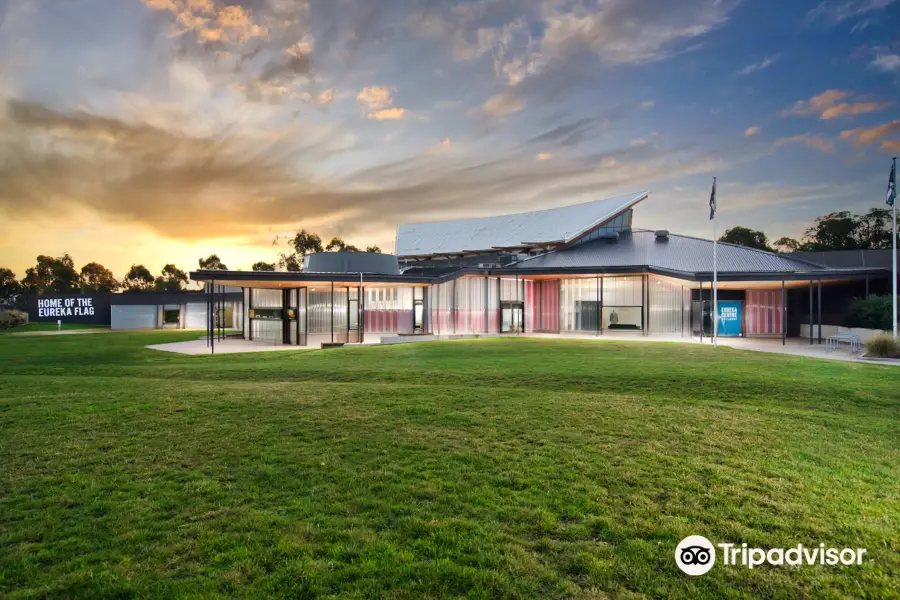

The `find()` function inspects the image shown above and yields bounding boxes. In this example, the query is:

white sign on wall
[37,297,96,318]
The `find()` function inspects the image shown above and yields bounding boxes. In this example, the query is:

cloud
[539,0,739,66]
[881,140,900,152]
[440,137,452,147]
[357,86,393,111]
[745,126,761,137]
[482,92,524,117]
[781,89,890,120]
[535,152,553,160]
[409,0,741,90]
[638,100,656,110]
[840,120,900,145]
[367,107,407,120]
[737,55,779,75]
[142,0,268,45]
[805,0,899,25]
[870,54,900,73]
[357,86,407,119]
[775,134,835,153]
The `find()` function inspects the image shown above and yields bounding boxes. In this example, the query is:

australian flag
[709,177,717,220]
[888,161,896,208]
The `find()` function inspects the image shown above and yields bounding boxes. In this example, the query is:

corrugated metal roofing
[792,249,892,270]
[516,231,826,274]
[395,192,648,257]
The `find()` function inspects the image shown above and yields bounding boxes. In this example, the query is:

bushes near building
[847,295,893,331]
[0,309,28,330]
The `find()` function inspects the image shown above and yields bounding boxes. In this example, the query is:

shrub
[863,334,900,359]
[846,295,892,330]
[0,309,27,331]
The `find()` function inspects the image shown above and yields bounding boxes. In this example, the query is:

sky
[1,0,899,278]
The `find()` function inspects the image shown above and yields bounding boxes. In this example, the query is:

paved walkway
[146,338,315,355]
[5,328,111,337]
[144,331,899,364]
[523,332,898,364]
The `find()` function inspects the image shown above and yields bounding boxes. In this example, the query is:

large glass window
[250,288,283,343]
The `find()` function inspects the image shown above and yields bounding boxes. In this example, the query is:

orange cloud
[744,126,761,137]
[775,134,835,153]
[840,120,900,145]
[368,107,407,120]
[357,86,393,110]
[881,140,900,153]
[535,152,553,160]
[782,89,889,120]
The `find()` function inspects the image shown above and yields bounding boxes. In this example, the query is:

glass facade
[569,210,633,245]
[648,277,689,335]
[237,273,693,345]
[249,288,283,344]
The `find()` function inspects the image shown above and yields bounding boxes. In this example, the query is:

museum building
[191,192,890,346]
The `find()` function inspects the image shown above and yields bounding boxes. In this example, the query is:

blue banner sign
[717,301,742,337]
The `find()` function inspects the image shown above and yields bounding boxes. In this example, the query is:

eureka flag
[888,160,896,208]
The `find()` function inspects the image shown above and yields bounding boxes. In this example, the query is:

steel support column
[781,280,786,346]
[817,279,823,344]
[809,280,813,345]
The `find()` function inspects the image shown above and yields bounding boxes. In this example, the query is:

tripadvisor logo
[675,536,867,575]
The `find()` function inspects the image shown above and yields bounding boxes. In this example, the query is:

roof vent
[600,232,620,243]
[654,230,670,241]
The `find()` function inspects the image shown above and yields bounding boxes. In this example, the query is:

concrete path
[144,331,899,364]
[523,332,896,365]
[5,328,111,337]
[146,338,315,355]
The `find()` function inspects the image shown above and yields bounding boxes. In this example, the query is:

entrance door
[500,301,524,333]
[413,300,424,333]
[282,289,293,345]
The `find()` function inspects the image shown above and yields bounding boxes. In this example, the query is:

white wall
[798,324,887,343]
[111,305,157,330]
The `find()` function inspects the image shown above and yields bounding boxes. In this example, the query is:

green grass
[1,322,109,333]
[0,332,898,599]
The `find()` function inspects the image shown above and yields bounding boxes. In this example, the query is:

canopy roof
[395,192,648,258]
[511,231,828,276]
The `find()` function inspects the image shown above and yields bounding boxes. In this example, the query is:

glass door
[500,301,524,333]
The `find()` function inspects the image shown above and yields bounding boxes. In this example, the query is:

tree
[326,237,360,252]
[365,245,382,253]
[773,237,801,253]
[0,268,21,306]
[22,254,80,294]
[123,264,155,292]
[80,262,119,292]
[154,264,189,292]
[252,261,276,271]
[718,227,772,252]
[276,230,324,271]
[198,254,229,270]
[801,211,859,251]
[855,208,893,249]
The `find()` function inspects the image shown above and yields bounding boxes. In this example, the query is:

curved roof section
[396,192,648,257]
[303,252,401,274]
[516,231,826,274]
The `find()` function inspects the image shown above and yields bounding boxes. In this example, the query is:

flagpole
[713,177,718,348]
[893,157,897,339]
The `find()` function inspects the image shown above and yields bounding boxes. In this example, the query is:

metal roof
[791,249,892,270]
[514,231,828,275]
[395,192,648,257]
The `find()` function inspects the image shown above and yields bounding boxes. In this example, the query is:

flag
[888,160,896,208]
[709,177,717,220]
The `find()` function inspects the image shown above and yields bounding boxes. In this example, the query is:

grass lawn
[0,332,898,599]
[1,322,109,334]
